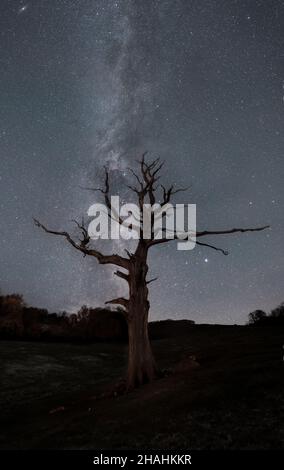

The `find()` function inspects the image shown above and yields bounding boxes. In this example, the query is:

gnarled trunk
[127,300,157,389]
[126,251,158,389]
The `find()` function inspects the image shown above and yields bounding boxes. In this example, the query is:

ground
[0,324,284,449]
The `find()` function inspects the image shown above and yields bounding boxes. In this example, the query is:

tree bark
[126,247,158,389]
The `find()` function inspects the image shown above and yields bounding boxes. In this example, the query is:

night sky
[0,0,283,324]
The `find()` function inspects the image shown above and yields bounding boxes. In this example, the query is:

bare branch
[125,184,141,195]
[160,184,190,205]
[196,225,270,237]
[124,249,134,259]
[160,184,173,204]
[171,186,191,195]
[80,167,109,198]
[196,240,229,256]
[105,297,129,309]
[114,270,129,282]
[146,277,158,285]
[33,218,130,269]
[127,167,144,190]
[71,217,90,250]
[147,224,270,248]
[152,160,165,177]
[80,186,104,194]
[82,168,142,233]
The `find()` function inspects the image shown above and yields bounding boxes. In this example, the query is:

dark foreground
[0,324,284,449]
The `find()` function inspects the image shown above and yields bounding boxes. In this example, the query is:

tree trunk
[126,251,158,389]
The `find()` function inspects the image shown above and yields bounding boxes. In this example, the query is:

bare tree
[34,155,269,389]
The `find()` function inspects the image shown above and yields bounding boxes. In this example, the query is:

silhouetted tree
[34,155,269,389]
[270,302,284,318]
[0,293,26,337]
[0,293,26,317]
[77,305,90,323]
[248,309,267,325]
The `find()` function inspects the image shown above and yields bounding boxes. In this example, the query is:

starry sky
[0,0,283,324]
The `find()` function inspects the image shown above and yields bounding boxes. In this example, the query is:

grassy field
[0,324,284,449]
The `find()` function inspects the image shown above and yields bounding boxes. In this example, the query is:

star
[0,0,280,326]
[18,5,28,15]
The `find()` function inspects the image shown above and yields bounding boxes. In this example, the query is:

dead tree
[34,155,269,389]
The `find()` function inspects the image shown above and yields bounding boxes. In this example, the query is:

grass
[0,324,284,449]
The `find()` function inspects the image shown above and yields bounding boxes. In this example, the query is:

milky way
[0,0,283,323]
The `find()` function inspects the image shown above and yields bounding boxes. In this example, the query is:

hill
[0,322,283,449]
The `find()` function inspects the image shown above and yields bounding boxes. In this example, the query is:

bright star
[18,4,28,14]
[204,258,208,263]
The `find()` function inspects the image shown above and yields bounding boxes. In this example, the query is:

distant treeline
[0,293,196,342]
[248,302,284,326]
[1,292,282,341]
[0,293,127,341]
